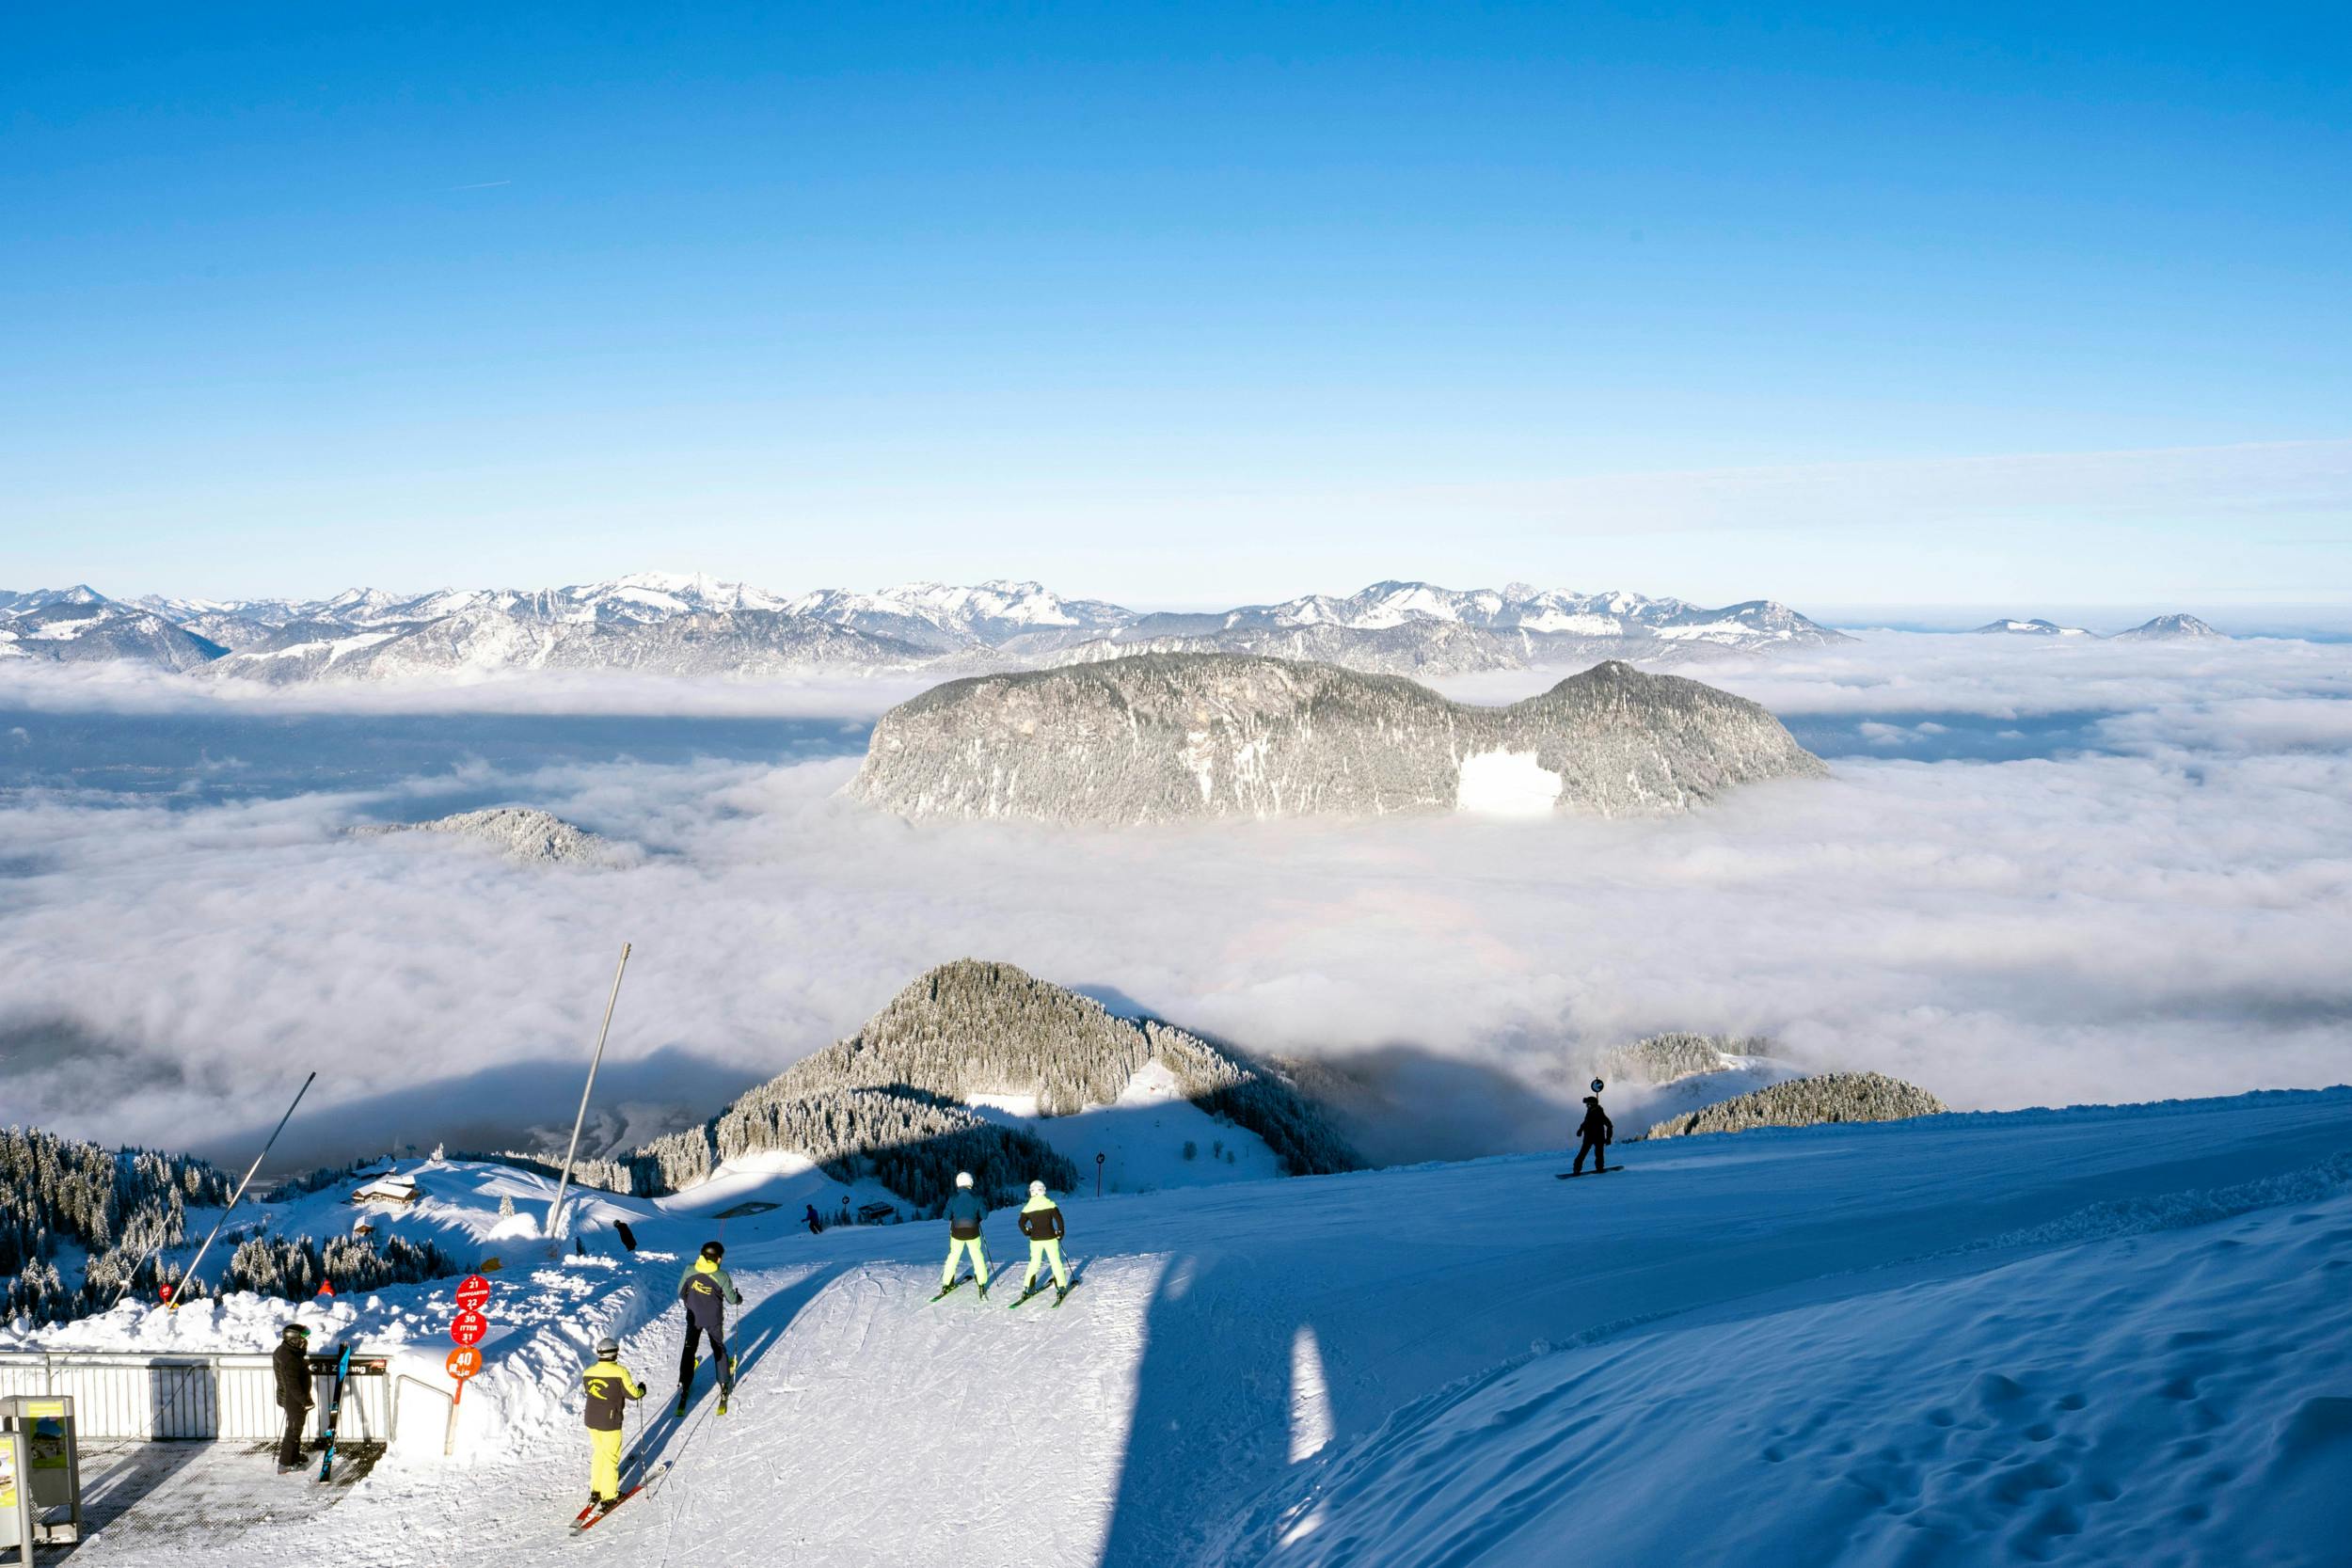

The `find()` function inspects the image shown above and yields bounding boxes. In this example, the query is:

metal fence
[0,1354,397,1446]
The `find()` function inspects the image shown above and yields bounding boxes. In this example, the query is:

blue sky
[5,3,2347,611]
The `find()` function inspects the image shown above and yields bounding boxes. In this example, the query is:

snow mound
[352,805,637,867]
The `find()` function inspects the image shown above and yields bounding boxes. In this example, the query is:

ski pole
[174,1071,316,1309]
[548,943,631,1249]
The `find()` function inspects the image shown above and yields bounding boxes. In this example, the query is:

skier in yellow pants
[581,1335,645,1516]
[1017,1180,1071,1303]
[940,1170,992,1297]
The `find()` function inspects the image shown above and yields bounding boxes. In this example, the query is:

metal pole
[173,1072,316,1309]
[548,944,631,1243]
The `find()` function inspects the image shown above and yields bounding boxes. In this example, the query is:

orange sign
[446,1346,482,1380]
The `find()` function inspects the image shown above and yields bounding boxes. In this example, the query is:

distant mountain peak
[2112,612,2224,641]
[1970,618,2096,637]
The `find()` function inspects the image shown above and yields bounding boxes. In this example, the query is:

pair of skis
[934,1269,1081,1307]
[1006,1278,1077,1309]
[674,1353,737,1417]
[571,1487,641,1534]
[317,1342,354,1481]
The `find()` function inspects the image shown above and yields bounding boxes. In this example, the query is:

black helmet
[700,1241,724,1261]
[285,1322,311,1338]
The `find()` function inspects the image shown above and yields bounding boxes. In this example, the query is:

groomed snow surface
[45,1088,2352,1567]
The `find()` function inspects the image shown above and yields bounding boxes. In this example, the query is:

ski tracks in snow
[608,1254,1165,1568]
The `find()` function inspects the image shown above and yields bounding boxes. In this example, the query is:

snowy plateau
[8,1089,2348,1567]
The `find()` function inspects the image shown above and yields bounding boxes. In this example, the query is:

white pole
[548,943,631,1244]
[172,1071,316,1309]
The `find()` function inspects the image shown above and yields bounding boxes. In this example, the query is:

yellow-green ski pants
[590,1426,625,1499]
[942,1235,991,1287]
[1023,1238,1068,1290]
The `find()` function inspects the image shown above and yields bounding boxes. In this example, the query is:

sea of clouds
[2,632,2346,1166]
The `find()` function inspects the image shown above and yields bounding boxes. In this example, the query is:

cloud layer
[3,634,2347,1166]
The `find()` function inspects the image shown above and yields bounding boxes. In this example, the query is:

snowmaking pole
[171,1070,316,1310]
[548,943,631,1250]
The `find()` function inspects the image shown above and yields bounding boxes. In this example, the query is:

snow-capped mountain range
[0,573,1853,683]
[1972,613,2228,641]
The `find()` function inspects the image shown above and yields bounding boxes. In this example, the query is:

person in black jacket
[675,1240,743,1414]
[1572,1093,1614,1175]
[272,1322,313,1472]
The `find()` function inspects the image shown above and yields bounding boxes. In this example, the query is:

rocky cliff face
[846,654,1826,825]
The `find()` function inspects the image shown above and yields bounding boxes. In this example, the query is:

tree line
[0,1125,231,1325]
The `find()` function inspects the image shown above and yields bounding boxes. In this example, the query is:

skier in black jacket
[272,1322,313,1472]
[675,1240,743,1414]
[1572,1093,1614,1175]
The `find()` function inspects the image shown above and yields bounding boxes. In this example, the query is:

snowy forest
[219,1230,458,1299]
[0,1126,463,1323]
[0,1125,231,1323]
[626,960,1360,1205]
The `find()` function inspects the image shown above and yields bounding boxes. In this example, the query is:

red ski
[570,1484,643,1535]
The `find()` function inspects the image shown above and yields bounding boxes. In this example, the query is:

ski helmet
[700,1240,724,1261]
[595,1335,620,1358]
[284,1322,311,1338]
[954,1171,974,1189]
[1028,1180,1046,1197]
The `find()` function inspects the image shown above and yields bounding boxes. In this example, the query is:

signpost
[449,1274,492,1405]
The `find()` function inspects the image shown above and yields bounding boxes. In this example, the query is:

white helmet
[1028,1180,1046,1197]
[954,1171,974,1189]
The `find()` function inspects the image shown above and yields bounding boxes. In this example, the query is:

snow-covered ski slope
[69,1088,2352,1567]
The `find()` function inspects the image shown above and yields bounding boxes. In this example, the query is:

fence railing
[0,1353,397,1446]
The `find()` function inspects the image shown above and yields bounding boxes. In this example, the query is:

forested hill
[627,959,1361,1204]
[0,1126,232,1324]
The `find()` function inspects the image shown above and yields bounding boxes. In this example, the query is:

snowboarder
[272,1321,313,1473]
[940,1171,992,1296]
[1572,1092,1614,1175]
[803,1202,823,1235]
[581,1335,646,1514]
[675,1241,742,1413]
[1016,1180,1070,1301]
